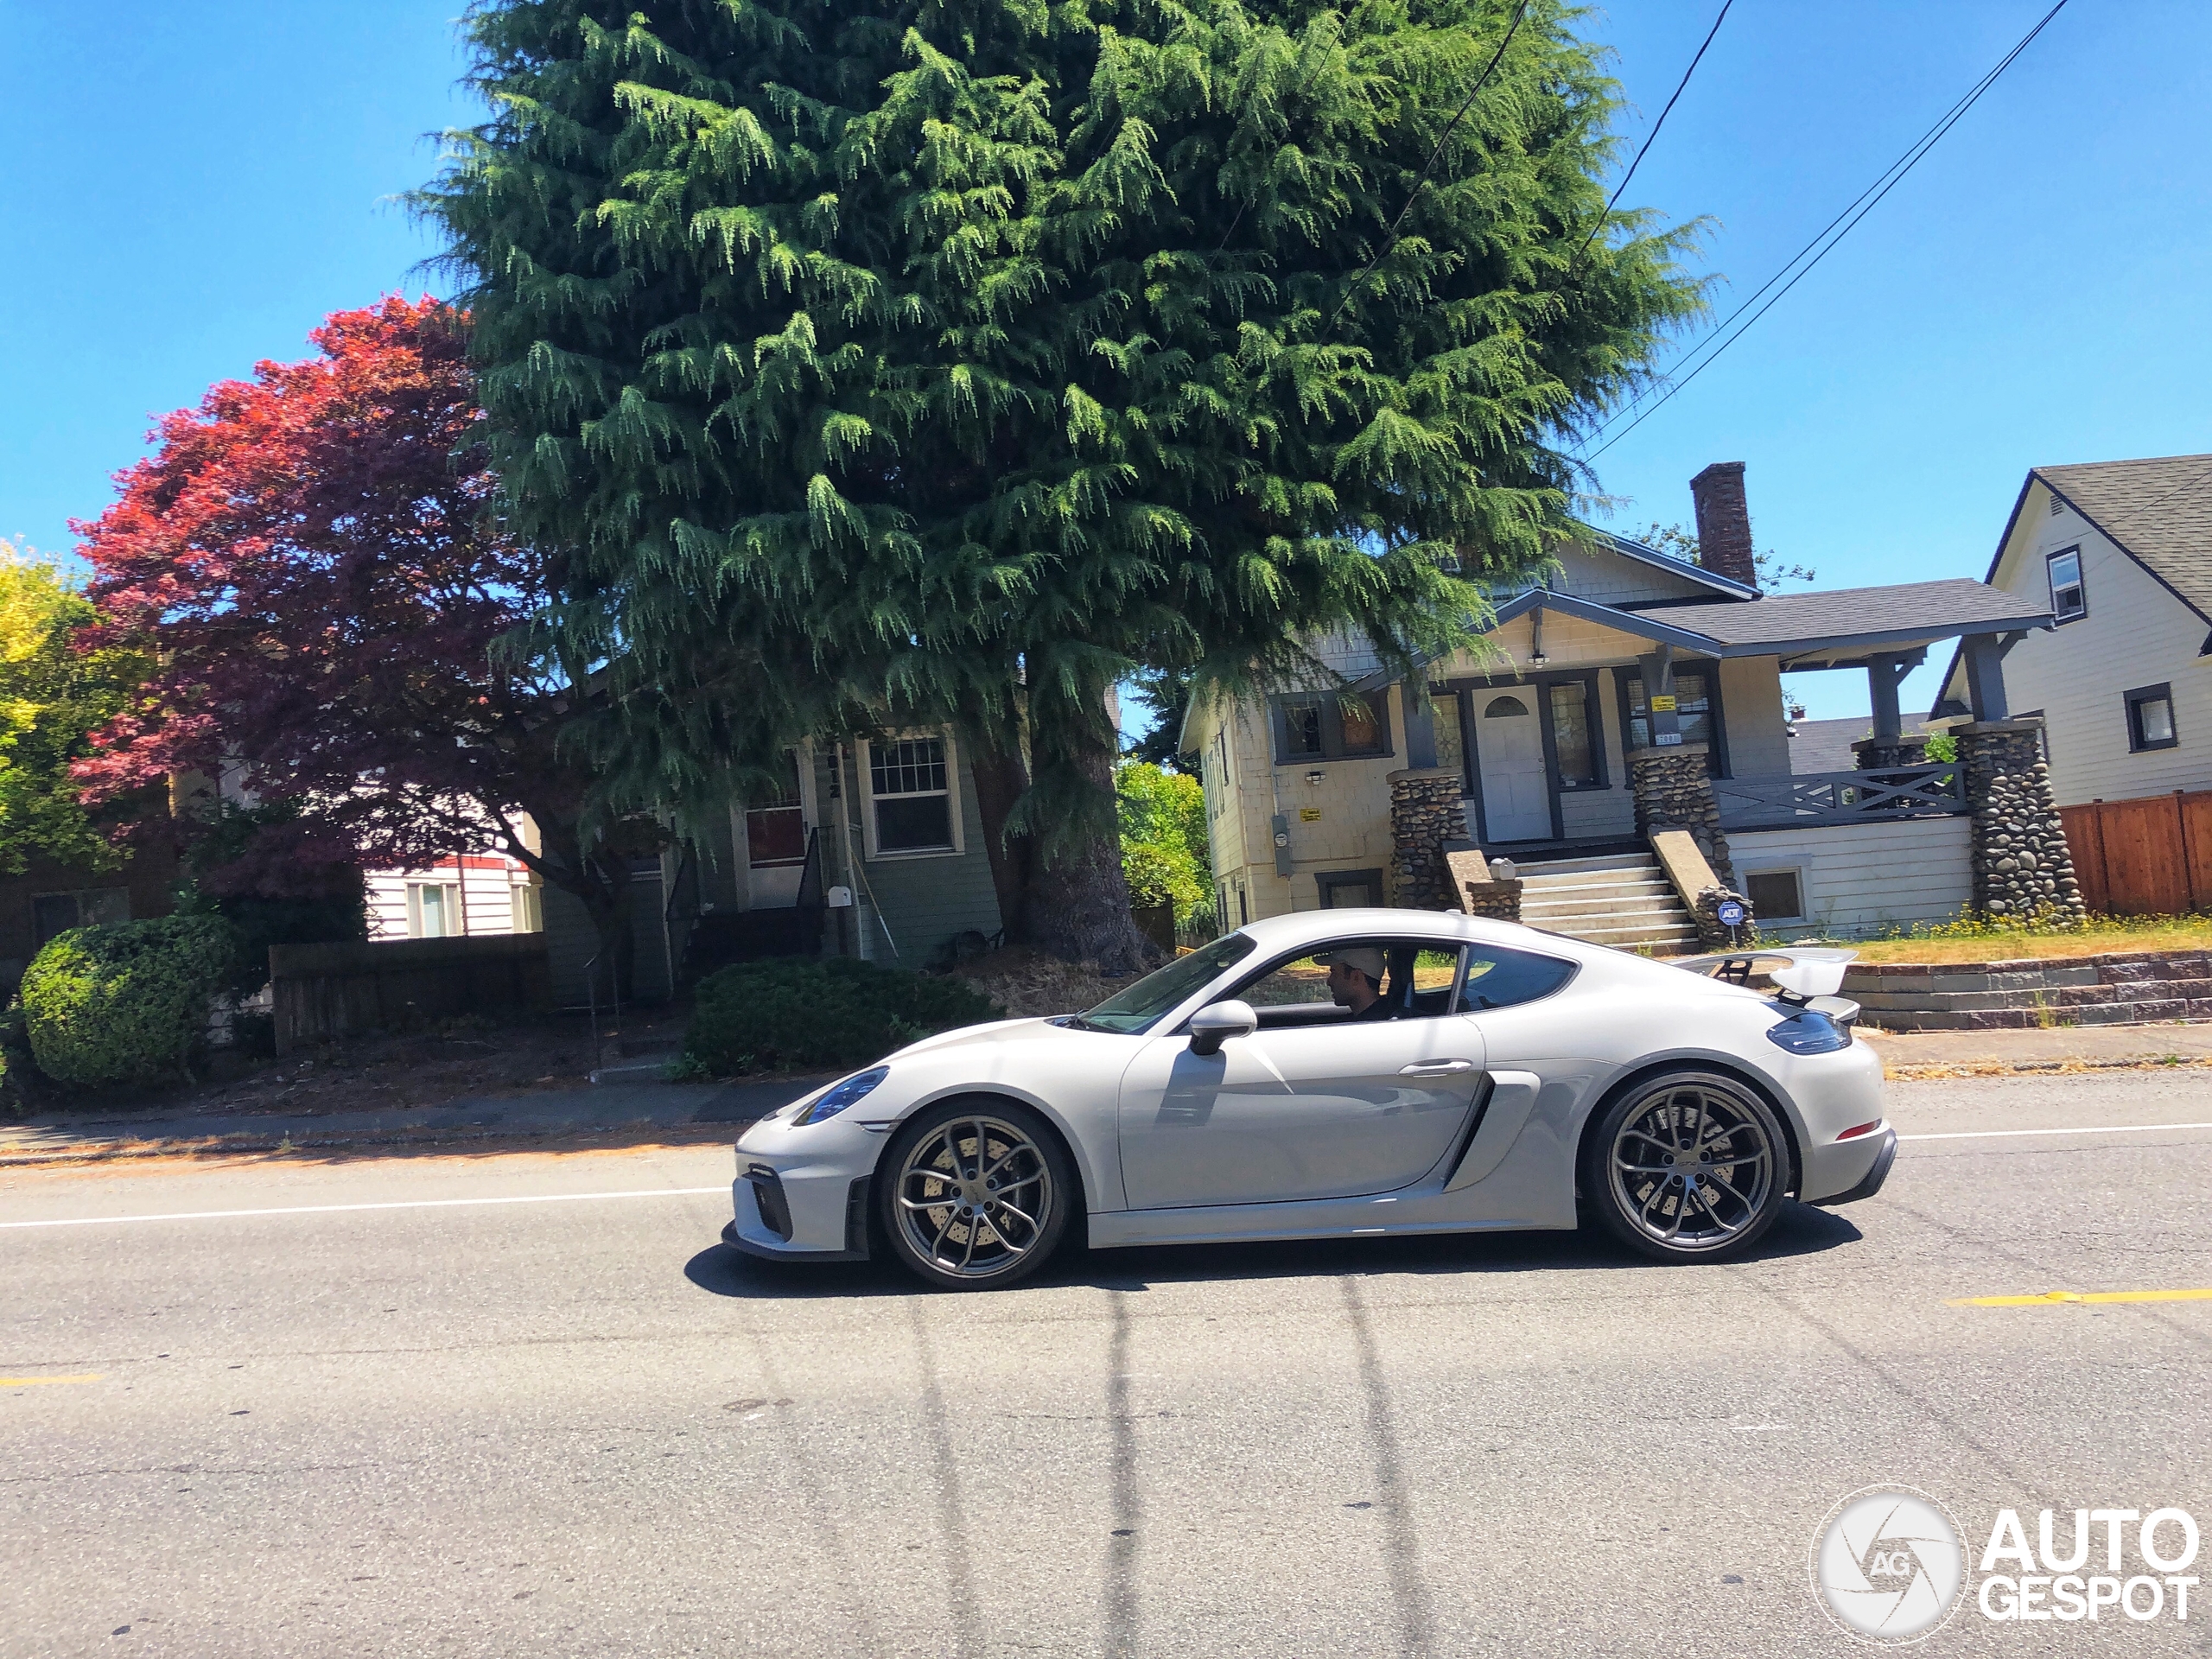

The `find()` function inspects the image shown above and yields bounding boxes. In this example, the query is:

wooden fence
[269,934,552,1055]
[2058,791,2212,916]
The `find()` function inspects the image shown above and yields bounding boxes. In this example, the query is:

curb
[1883,1055,2212,1080]
[0,1118,743,1169]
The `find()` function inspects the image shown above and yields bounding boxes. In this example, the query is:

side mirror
[1187,999,1257,1058]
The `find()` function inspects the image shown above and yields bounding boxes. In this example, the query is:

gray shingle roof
[1646,578,2050,651]
[2035,454,2212,619]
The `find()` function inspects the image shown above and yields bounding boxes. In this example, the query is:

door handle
[1399,1059,1477,1077]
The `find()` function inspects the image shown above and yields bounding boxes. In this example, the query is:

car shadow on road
[682,1198,1863,1302]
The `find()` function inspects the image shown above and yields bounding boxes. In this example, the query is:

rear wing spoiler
[1668,946,1859,1002]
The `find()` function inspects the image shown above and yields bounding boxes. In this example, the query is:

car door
[1116,942,1485,1209]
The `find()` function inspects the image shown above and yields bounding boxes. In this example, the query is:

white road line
[1899,1121,2212,1143]
[0,1187,729,1230]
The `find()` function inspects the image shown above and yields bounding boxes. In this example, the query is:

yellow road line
[0,1373,103,1386]
[1951,1287,2212,1307]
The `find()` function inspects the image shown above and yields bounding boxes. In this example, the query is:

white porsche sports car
[721,909,1895,1290]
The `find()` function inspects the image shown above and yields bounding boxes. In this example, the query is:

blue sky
[3,1,2202,727]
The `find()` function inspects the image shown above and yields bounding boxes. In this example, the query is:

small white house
[1935,454,2212,804]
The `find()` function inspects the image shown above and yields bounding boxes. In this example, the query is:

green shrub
[683,957,1004,1076]
[20,916,242,1087]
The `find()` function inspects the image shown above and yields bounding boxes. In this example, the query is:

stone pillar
[1955,719,2085,923]
[1388,767,1465,910]
[1445,844,1521,922]
[1627,743,1737,889]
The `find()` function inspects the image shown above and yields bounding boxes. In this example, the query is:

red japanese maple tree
[74,296,641,969]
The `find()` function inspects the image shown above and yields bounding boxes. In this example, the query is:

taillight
[1837,1120,1884,1141]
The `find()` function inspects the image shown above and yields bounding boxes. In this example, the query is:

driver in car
[1319,946,1395,1020]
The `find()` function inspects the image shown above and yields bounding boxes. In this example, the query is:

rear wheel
[1583,1070,1788,1262]
[878,1100,1073,1290]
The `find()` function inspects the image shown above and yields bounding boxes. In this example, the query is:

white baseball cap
[1317,945,1386,980]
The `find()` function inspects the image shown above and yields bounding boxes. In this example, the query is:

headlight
[797,1066,889,1125]
[1765,1009,1851,1055]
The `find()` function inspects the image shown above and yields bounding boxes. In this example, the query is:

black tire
[877,1099,1075,1290]
[1581,1068,1789,1262]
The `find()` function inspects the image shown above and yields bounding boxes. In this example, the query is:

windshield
[1074,933,1257,1033]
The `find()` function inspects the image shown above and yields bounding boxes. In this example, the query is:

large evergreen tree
[419,0,1700,966]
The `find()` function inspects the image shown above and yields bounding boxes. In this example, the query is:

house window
[1745,868,1804,923]
[31,888,130,948]
[408,882,464,938]
[1316,868,1385,909]
[1623,671,1718,761]
[747,749,808,868]
[2125,683,2177,753]
[867,734,961,855]
[1269,693,1391,763]
[511,882,543,934]
[1548,681,1599,786]
[1432,692,1465,785]
[2047,547,2086,623]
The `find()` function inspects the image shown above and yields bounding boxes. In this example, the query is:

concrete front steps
[1510,851,1699,953]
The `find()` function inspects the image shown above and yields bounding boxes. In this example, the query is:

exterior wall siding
[365,856,537,941]
[823,743,1003,965]
[1549,543,1719,607]
[1727,816,1972,939]
[1979,484,2212,805]
[1717,657,1793,779]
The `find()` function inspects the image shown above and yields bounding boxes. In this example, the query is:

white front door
[1476,693,1550,841]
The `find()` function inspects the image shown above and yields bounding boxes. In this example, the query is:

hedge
[682,957,1003,1076]
[20,915,241,1087]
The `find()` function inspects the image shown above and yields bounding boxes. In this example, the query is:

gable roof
[1583,527,1759,601]
[2018,454,2212,623]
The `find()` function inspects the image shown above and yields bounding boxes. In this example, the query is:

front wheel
[878,1100,1074,1290]
[1582,1070,1789,1262]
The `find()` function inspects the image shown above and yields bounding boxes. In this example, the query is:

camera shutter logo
[1811,1487,1967,1643]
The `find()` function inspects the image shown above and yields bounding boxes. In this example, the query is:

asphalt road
[4,1071,2210,1658]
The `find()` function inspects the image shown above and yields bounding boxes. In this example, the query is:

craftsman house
[1188,463,2081,948]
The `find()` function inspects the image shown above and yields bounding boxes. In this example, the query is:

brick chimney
[1689,461,1758,591]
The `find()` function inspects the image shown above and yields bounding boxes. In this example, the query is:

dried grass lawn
[1840,917,2212,966]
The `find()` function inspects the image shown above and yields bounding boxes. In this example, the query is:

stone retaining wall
[1842,950,2212,1032]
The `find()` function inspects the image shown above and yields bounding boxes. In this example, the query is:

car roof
[1228,906,1704,985]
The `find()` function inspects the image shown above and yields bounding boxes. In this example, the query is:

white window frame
[860,731,965,860]
[510,880,543,934]
[407,881,465,938]
[2046,545,2086,624]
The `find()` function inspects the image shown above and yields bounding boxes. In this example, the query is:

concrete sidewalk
[0,1071,836,1164]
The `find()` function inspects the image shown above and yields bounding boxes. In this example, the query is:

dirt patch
[949,944,1122,1020]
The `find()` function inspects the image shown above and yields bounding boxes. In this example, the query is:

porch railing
[1714,762,1966,830]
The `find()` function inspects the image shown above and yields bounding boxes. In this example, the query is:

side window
[1456,945,1577,1011]
[2047,547,2086,623]
[1230,940,1466,1026]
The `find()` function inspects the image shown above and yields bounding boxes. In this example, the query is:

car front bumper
[722,1162,874,1262]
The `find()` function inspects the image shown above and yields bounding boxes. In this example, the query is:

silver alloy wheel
[1607,1081,1776,1251]
[893,1114,1056,1281]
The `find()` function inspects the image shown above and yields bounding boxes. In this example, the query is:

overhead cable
[1580,0,2070,462]
[1573,0,1733,266]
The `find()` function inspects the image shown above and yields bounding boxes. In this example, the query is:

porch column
[1961,632,2012,723]
[1388,767,1465,910]
[1626,742,1737,890]
[1955,718,2085,922]
[1400,682,1439,770]
[1853,652,1929,770]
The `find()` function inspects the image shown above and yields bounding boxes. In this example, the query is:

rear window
[1456,946,1577,1011]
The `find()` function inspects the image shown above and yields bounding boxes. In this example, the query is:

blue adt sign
[1715,900,1746,928]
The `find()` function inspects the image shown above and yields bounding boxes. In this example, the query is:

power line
[1579,0,2069,462]
[1573,0,1733,266]
[1325,1,1530,337]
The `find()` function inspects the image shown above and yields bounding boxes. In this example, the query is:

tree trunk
[1015,683,1156,974]
[507,813,634,1001]
[966,733,1036,942]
